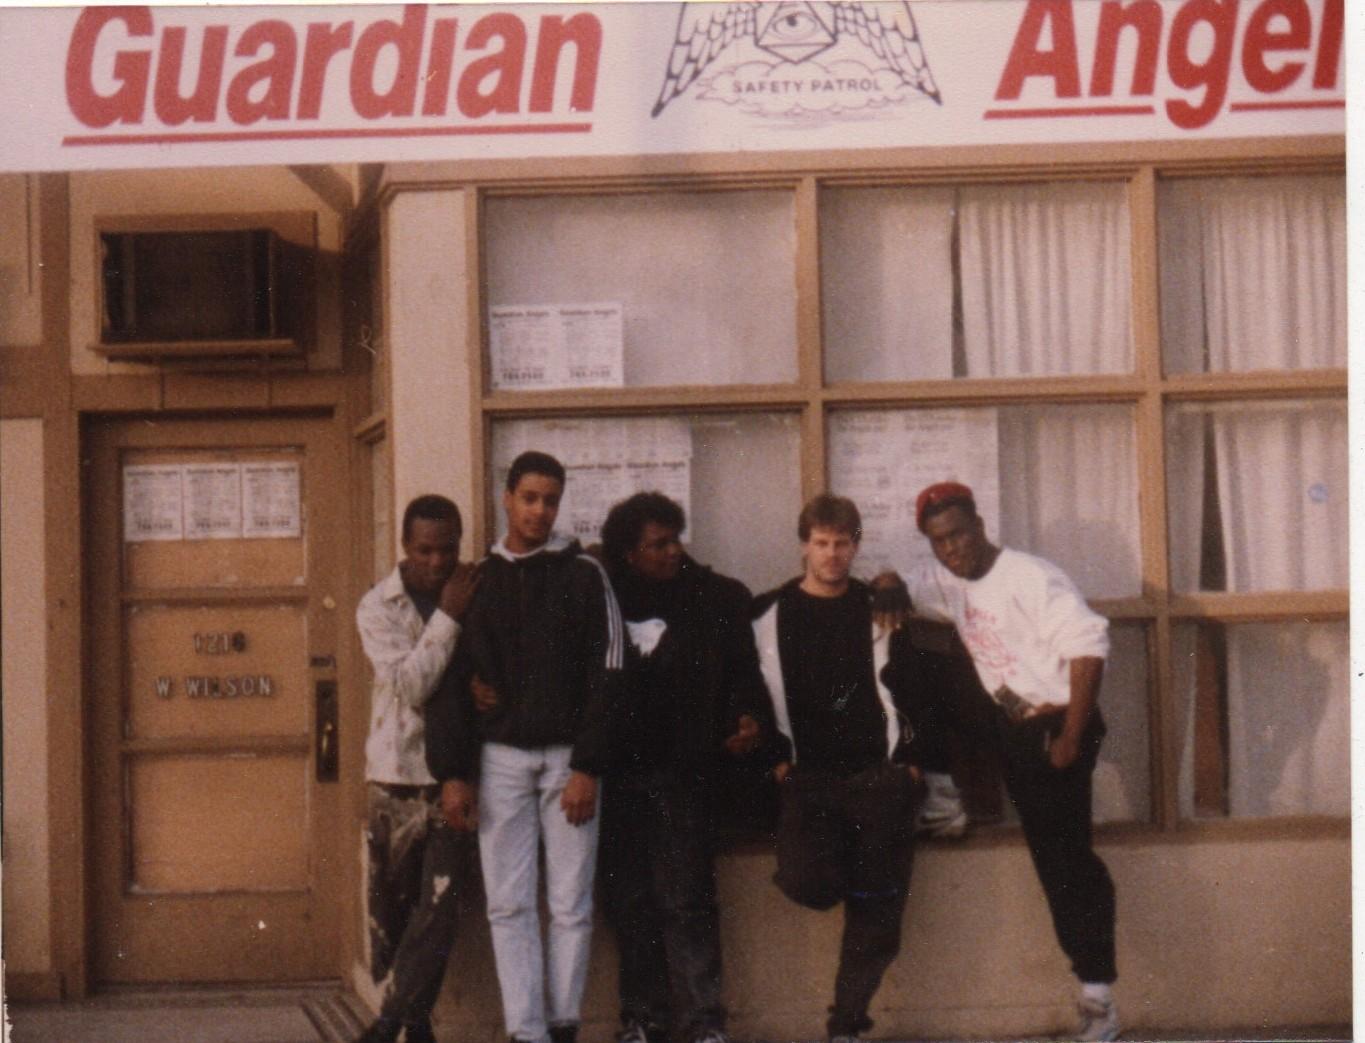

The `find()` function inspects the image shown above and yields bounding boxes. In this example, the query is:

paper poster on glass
[829,409,1000,580]
[242,462,302,539]
[491,417,692,546]
[123,464,185,542]
[489,303,624,390]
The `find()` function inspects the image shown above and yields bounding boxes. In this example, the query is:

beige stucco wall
[2,417,52,975]
[385,189,476,560]
[396,834,1351,1040]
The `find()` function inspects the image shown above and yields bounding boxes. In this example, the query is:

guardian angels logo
[651,1,941,121]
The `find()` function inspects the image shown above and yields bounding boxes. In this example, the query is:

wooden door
[88,415,345,983]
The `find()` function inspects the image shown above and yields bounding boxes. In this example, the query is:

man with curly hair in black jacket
[596,492,778,1043]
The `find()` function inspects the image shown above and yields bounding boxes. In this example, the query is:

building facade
[0,2,1349,1038]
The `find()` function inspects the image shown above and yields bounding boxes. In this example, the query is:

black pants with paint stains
[773,760,916,1038]
[366,783,474,1028]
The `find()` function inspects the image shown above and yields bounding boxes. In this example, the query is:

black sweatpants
[773,760,916,1037]
[600,767,726,1038]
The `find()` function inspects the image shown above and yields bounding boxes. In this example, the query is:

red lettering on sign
[992,0,1341,129]
[421,17,460,117]
[1091,1,1161,97]
[50,6,604,142]
[154,24,227,125]
[529,14,601,113]
[225,19,296,125]
[1311,0,1342,88]
[458,14,526,118]
[351,4,426,119]
[1166,0,1239,129]
[1241,0,1309,93]
[996,0,1083,100]
[67,6,153,127]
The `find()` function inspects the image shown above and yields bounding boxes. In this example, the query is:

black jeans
[600,768,726,1038]
[366,784,475,1027]
[774,760,916,1036]
[996,710,1118,984]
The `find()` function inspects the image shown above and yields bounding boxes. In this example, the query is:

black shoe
[549,1027,579,1043]
[355,1017,401,1043]
[402,1020,437,1043]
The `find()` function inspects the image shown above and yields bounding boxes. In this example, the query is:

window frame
[435,142,1346,836]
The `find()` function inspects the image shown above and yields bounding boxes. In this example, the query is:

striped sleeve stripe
[579,553,625,669]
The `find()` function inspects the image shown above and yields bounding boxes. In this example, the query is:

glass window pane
[1174,621,1348,820]
[1093,622,1151,824]
[489,412,800,594]
[828,403,1139,599]
[485,192,797,388]
[1158,174,1346,374]
[821,186,955,382]
[822,181,1132,382]
[1165,398,1346,593]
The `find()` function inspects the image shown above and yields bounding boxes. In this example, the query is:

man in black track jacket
[596,492,779,1043]
[425,451,624,1043]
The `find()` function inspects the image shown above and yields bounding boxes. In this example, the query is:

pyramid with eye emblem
[755,2,838,64]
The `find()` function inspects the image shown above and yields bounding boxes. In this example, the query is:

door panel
[90,416,343,984]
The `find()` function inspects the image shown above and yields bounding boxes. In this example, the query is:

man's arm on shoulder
[716,575,773,758]
[355,581,460,710]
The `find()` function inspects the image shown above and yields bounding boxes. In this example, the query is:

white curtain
[1162,176,1347,593]
[1226,622,1349,817]
[1160,176,1346,373]
[998,405,1140,600]
[958,181,1132,377]
[1160,175,1348,818]
[1213,402,1347,592]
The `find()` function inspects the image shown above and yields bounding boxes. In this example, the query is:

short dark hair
[506,450,566,492]
[798,493,862,543]
[601,492,686,573]
[402,494,462,543]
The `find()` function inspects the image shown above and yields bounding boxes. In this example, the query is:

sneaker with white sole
[1075,995,1120,1041]
[915,773,969,838]
[690,1031,730,1043]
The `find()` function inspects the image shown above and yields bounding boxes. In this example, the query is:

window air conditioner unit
[96,228,307,363]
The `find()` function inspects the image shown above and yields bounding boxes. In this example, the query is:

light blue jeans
[478,742,600,1043]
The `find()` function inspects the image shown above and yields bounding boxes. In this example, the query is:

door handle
[316,680,339,783]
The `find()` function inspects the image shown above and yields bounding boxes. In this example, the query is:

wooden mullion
[1129,164,1179,829]
[795,176,826,499]
[482,384,811,415]
[1169,590,1348,621]
[1162,369,1346,400]
[821,374,1144,406]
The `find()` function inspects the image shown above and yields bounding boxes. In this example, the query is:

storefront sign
[0,1,1342,173]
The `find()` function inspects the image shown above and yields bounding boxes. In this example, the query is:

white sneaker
[1075,995,1120,1041]
[916,773,968,838]
[615,1023,649,1043]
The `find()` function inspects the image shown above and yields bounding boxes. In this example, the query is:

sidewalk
[3,986,1351,1043]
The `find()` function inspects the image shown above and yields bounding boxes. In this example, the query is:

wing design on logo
[831,2,941,103]
[652,3,760,117]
